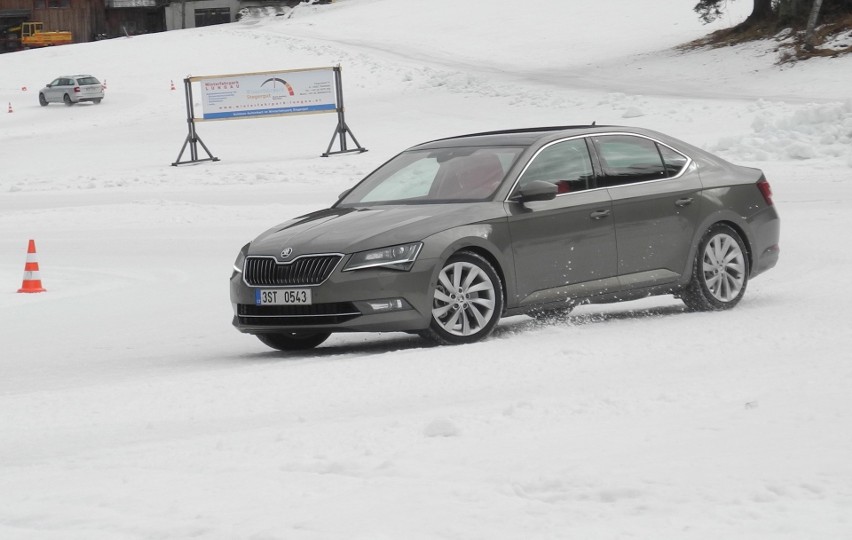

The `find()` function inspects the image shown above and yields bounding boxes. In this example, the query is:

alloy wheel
[432,260,497,337]
[702,233,746,302]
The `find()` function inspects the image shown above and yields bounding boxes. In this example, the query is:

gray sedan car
[39,75,104,106]
[230,126,780,350]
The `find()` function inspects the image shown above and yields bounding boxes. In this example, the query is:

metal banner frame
[172,78,219,166]
[172,65,366,166]
[322,66,367,157]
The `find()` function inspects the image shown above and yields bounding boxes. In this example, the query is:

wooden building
[1,0,168,52]
[2,0,316,53]
[34,0,106,43]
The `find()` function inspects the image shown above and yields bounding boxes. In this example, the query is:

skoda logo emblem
[281,247,293,259]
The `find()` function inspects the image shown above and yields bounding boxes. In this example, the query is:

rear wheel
[63,94,73,106]
[681,224,749,311]
[420,251,504,345]
[39,93,48,106]
[93,98,102,104]
[256,332,331,351]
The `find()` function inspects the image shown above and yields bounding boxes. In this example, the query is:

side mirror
[511,180,557,203]
[338,188,352,200]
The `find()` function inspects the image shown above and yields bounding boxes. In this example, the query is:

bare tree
[804,0,825,50]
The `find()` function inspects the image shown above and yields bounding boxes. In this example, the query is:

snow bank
[714,99,852,165]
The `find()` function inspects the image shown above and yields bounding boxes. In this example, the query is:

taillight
[757,178,773,206]
[73,86,80,93]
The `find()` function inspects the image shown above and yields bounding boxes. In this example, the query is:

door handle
[675,197,694,207]
[590,209,611,220]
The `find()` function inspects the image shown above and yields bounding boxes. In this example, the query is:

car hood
[248,203,503,258]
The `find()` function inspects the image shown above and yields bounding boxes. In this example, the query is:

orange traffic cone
[7,102,12,113]
[17,239,46,293]
[170,80,176,91]
[102,79,107,90]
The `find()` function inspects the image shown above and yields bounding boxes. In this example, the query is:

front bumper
[230,256,438,334]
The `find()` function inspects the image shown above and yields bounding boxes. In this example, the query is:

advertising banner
[195,67,337,121]
[173,65,365,165]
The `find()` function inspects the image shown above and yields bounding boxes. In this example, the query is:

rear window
[77,77,100,85]
[658,144,689,176]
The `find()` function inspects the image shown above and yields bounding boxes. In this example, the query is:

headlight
[343,242,423,272]
[232,242,250,275]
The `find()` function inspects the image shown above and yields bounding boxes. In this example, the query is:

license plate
[255,289,312,305]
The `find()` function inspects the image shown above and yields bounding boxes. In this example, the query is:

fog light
[363,298,408,313]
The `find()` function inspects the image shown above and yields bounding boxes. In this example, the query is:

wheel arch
[422,223,515,313]
[684,211,755,284]
[714,219,753,275]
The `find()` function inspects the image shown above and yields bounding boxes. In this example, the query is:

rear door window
[592,135,666,187]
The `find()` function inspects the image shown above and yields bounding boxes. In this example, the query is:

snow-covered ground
[2,0,852,538]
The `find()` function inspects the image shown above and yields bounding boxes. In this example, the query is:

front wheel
[420,251,504,345]
[681,224,749,311]
[63,94,73,106]
[256,332,331,351]
[39,93,48,106]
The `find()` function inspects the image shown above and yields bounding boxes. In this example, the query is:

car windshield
[338,146,523,206]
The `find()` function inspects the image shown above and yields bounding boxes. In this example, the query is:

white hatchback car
[39,75,104,106]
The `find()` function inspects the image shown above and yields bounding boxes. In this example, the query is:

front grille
[237,302,361,326]
[244,255,342,286]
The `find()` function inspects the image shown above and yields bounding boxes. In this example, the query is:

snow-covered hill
[2,1,851,538]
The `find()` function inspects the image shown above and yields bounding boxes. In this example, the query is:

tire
[681,223,749,311]
[420,251,504,345]
[256,332,331,351]
[63,94,73,106]
[93,98,102,104]
[39,93,48,106]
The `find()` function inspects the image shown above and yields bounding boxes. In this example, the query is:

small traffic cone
[7,102,12,113]
[170,80,176,91]
[17,239,46,293]
[102,79,107,90]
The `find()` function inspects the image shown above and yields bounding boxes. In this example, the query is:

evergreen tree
[694,0,775,25]
[695,0,851,26]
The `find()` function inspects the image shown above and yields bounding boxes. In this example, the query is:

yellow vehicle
[18,22,73,48]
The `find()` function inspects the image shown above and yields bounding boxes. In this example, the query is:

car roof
[403,125,722,166]
[410,125,631,149]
